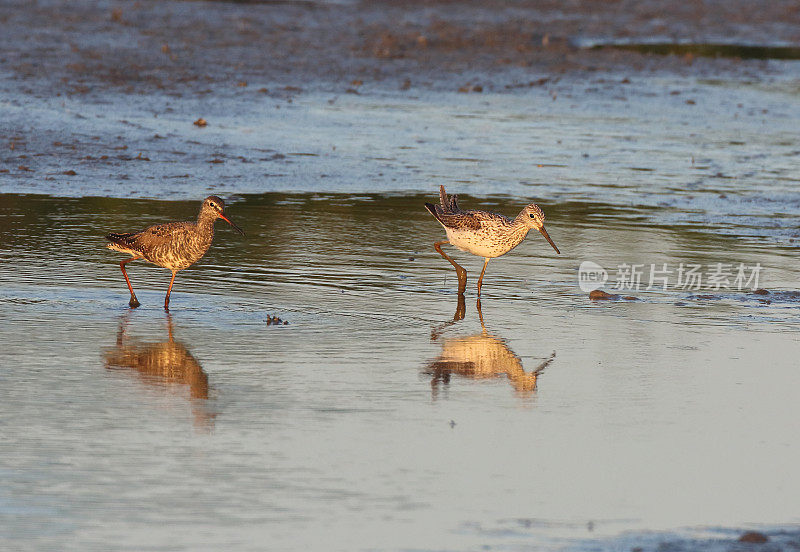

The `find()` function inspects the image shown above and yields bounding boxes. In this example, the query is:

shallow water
[1,191,799,551]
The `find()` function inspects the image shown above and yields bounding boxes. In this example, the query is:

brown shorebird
[425,185,560,297]
[106,196,244,310]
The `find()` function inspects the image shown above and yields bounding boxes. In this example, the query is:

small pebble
[589,290,618,300]
[752,288,769,295]
[193,117,207,127]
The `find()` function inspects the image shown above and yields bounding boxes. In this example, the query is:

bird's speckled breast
[145,229,214,271]
[446,222,529,258]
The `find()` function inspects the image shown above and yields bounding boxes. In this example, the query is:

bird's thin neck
[196,209,217,230]
[511,212,532,234]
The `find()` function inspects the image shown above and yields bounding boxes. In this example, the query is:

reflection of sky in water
[1,192,799,550]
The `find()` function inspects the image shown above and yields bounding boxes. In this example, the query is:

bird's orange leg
[120,257,142,308]
[477,258,490,298]
[164,271,177,311]
[434,241,467,295]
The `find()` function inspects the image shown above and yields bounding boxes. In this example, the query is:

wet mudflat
[2,0,800,550]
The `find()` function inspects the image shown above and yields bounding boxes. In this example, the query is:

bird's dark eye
[529,213,535,218]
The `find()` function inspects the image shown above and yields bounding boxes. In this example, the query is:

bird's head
[203,195,225,214]
[521,203,559,254]
[521,203,545,229]
[202,196,245,236]
[511,371,539,394]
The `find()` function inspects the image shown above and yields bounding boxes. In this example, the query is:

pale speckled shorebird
[425,185,560,297]
[106,196,244,310]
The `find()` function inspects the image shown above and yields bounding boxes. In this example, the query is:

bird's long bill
[219,213,245,236]
[538,225,560,254]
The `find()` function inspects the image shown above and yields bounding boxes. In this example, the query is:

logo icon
[578,261,608,292]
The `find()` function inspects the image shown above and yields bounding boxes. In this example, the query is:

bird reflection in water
[426,297,555,398]
[104,313,216,430]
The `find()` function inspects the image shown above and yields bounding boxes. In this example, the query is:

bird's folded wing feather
[434,212,483,231]
[108,222,190,250]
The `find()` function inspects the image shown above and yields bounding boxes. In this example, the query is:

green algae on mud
[592,42,800,60]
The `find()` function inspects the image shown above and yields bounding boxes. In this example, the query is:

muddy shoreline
[2,0,800,99]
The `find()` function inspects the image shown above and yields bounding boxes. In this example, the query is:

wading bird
[425,186,560,297]
[106,196,245,310]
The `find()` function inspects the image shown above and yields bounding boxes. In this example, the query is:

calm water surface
[1,191,799,551]
[2,63,800,550]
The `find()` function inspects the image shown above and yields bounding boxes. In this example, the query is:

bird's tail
[426,185,461,221]
[106,232,136,247]
[424,202,441,222]
[437,185,460,214]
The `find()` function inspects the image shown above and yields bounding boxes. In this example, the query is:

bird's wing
[426,187,489,230]
[431,211,483,231]
[106,222,190,252]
